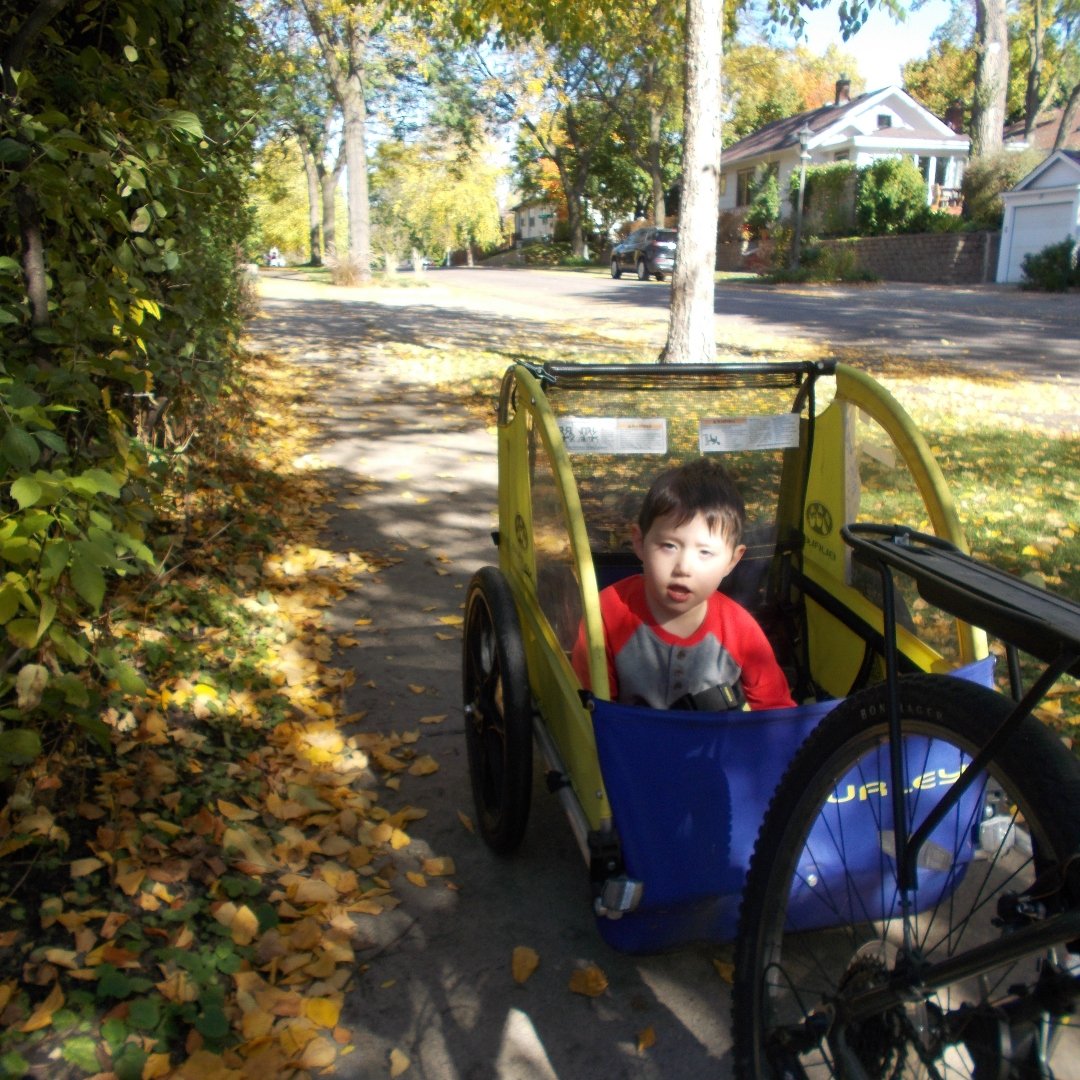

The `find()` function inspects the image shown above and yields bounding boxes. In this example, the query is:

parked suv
[610,227,677,281]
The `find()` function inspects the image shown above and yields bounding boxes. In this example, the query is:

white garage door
[1004,201,1075,282]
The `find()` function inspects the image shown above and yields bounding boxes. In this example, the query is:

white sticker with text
[557,417,668,455]
[699,414,801,453]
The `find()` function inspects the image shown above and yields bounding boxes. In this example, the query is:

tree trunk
[661,0,721,364]
[320,169,339,259]
[299,0,374,281]
[341,80,372,279]
[299,141,323,266]
[1023,0,1043,140]
[971,0,1009,157]
[1054,82,1080,149]
[649,99,666,224]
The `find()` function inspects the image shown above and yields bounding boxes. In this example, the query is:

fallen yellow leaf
[419,714,446,724]
[389,1047,411,1077]
[303,996,342,1029]
[512,946,539,985]
[437,615,463,626]
[421,856,455,876]
[568,965,608,997]
[300,1036,338,1069]
[637,1025,657,1052]
[230,904,260,946]
[217,798,258,821]
[407,755,439,777]
[70,857,104,879]
[712,958,735,984]
[406,871,427,888]
[20,981,64,1033]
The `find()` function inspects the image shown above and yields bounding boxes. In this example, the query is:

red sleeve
[571,581,639,700]
[719,599,795,710]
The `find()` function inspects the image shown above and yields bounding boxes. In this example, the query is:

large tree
[254,0,346,264]
[661,0,723,364]
[296,0,383,278]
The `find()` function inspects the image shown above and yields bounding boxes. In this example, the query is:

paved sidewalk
[247,319,736,1079]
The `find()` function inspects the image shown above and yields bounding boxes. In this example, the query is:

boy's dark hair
[638,458,745,545]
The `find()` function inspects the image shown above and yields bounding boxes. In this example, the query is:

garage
[996,150,1080,284]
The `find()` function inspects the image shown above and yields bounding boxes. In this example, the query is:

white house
[996,149,1080,283]
[719,79,971,220]
[512,198,559,243]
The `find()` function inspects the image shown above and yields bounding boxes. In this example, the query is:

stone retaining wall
[717,231,1002,285]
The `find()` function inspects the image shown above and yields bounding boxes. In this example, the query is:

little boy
[571,458,795,712]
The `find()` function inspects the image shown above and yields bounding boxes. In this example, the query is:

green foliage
[854,157,929,235]
[371,137,503,264]
[745,172,780,237]
[796,162,858,236]
[1021,237,1080,291]
[0,0,259,776]
[961,149,1046,228]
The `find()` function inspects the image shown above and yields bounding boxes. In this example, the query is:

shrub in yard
[794,162,858,236]
[746,173,781,238]
[961,149,1044,228]
[855,157,928,235]
[1020,237,1079,291]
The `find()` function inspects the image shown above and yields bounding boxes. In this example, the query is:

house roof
[721,85,967,168]
[1003,107,1080,151]
[1006,148,1080,193]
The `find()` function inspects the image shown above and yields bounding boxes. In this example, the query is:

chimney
[834,74,851,107]
[944,100,964,133]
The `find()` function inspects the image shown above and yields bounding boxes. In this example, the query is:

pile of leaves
[0,354,454,1078]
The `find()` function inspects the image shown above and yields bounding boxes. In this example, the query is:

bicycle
[732,523,1080,1078]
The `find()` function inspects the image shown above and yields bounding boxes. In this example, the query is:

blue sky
[791,0,951,89]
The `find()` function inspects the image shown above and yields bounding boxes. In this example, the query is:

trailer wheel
[462,567,533,853]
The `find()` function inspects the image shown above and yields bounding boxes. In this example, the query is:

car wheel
[610,259,621,280]
[654,272,665,281]
[636,259,649,281]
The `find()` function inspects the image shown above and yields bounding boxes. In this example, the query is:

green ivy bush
[0,0,259,777]
[746,173,780,238]
[795,162,858,237]
[1020,237,1080,291]
[855,157,928,235]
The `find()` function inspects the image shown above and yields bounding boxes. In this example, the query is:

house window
[833,150,850,161]
[877,113,893,129]
[736,168,753,207]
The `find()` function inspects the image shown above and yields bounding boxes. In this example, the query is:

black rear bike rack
[842,523,1080,893]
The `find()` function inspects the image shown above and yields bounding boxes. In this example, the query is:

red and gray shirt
[572,575,795,711]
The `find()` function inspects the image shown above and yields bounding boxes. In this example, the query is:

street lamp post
[791,123,813,270]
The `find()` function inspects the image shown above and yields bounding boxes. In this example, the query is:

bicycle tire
[462,567,533,854]
[733,674,1080,1079]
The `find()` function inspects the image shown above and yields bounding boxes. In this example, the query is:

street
[421,267,1079,382]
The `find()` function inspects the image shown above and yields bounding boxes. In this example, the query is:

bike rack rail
[843,523,1080,893]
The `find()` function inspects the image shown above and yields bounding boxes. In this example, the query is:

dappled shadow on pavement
[246,294,642,369]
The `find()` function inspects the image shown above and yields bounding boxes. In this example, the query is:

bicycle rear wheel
[462,567,533,854]
[733,675,1080,1079]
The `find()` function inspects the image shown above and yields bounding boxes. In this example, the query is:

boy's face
[632,511,745,633]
